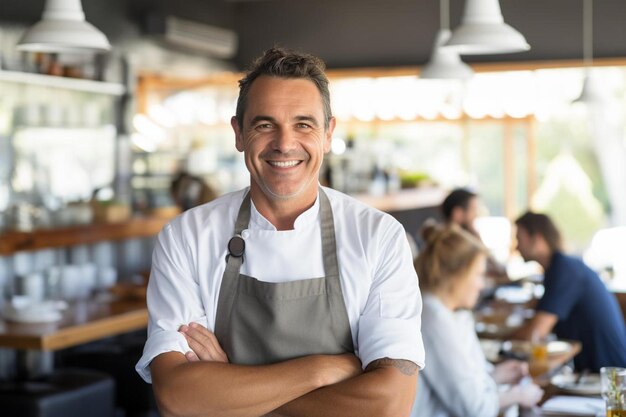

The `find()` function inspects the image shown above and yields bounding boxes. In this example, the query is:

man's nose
[272,128,297,152]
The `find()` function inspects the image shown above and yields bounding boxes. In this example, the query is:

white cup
[60,265,82,300]
[46,265,63,299]
[97,266,117,290]
[80,263,97,296]
[23,272,45,302]
[13,252,34,276]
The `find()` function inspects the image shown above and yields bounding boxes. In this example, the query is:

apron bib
[214,189,354,365]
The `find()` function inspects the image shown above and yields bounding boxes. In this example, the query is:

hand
[510,382,544,408]
[179,322,229,363]
[493,359,528,384]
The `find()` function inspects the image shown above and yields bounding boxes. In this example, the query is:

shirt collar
[248,190,321,231]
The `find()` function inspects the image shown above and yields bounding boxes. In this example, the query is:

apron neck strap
[319,189,339,278]
[234,191,251,235]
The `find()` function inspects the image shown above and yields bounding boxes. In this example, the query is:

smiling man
[136,47,424,417]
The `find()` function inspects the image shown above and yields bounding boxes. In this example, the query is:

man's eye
[296,123,311,129]
[256,123,273,129]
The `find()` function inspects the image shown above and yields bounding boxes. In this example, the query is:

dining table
[475,285,609,417]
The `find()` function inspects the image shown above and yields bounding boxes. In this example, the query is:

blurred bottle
[369,164,387,197]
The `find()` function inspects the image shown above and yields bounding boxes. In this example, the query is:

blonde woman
[410,224,543,417]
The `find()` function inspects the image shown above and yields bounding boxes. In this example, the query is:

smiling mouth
[268,160,301,168]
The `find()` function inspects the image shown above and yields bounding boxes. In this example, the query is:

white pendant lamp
[17,0,111,53]
[421,0,474,80]
[574,0,608,104]
[445,0,530,55]
[575,73,609,103]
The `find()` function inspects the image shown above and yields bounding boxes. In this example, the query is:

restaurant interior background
[1,0,626,305]
[0,1,625,415]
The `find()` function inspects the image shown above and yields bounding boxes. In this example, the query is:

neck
[535,250,554,271]
[432,289,458,311]
[250,185,318,231]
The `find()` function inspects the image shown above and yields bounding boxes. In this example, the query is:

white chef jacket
[410,294,498,417]
[136,186,425,382]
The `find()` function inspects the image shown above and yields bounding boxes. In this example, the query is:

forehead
[244,76,324,115]
[467,196,479,209]
[516,225,529,238]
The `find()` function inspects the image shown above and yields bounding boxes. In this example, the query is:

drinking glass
[601,367,626,417]
[529,333,550,378]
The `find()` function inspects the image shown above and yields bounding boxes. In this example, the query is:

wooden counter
[351,187,447,213]
[0,297,147,351]
[352,187,446,241]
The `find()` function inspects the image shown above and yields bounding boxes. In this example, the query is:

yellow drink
[529,342,549,377]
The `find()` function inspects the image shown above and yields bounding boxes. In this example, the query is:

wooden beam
[527,118,538,209]
[326,57,626,79]
[503,120,516,219]
[135,57,626,92]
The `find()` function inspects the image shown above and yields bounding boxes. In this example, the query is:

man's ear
[323,117,336,154]
[232,116,244,152]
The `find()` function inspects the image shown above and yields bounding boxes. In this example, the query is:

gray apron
[214,189,354,365]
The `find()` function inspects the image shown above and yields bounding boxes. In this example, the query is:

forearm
[151,352,346,417]
[276,359,418,417]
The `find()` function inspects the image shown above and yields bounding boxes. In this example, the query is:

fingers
[518,361,529,376]
[179,322,229,363]
[184,330,227,363]
[185,350,200,362]
[519,384,544,407]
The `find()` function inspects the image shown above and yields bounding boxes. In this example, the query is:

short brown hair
[441,188,478,221]
[515,211,563,252]
[235,47,332,130]
[415,223,489,293]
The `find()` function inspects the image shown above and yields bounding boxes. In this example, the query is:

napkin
[541,395,604,416]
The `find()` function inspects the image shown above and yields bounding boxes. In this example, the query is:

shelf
[351,187,447,213]
[0,70,125,96]
[0,216,172,255]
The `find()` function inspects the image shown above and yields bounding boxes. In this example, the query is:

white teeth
[270,160,299,168]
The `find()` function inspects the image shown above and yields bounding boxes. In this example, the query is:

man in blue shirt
[512,211,626,372]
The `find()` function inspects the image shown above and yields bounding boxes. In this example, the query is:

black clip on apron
[214,189,354,365]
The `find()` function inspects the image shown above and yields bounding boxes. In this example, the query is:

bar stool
[0,368,115,417]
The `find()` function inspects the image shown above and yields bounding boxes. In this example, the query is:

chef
[136,47,425,417]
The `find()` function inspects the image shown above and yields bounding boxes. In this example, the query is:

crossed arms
[150,323,418,417]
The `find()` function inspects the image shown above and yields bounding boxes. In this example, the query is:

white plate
[541,395,604,415]
[3,309,62,323]
[2,300,67,323]
[502,340,573,359]
[550,373,602,395]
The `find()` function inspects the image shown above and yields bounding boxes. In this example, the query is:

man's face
[463,197,479,229]
[232,76,334,204]
[515,226,535,262]
[453,196,479,230]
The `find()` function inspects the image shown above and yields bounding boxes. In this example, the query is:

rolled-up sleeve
[135,222,207,383]
[357,222,425,370]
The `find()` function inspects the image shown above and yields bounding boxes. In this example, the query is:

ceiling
[2,0,626,70]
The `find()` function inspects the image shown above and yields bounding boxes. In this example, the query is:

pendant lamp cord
[583,0,593,68]
[440,0,450,30]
